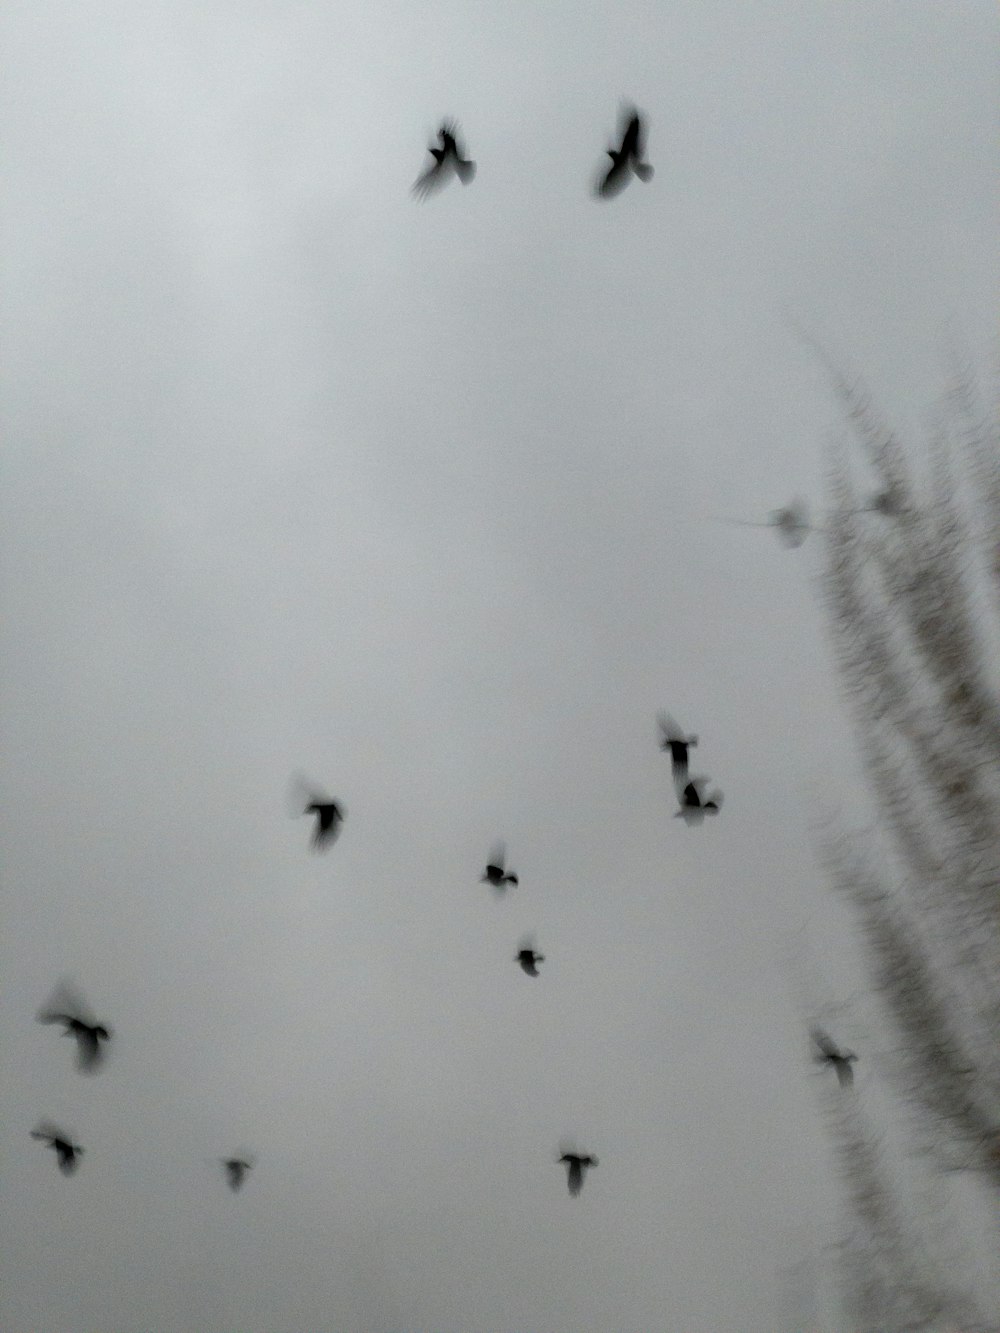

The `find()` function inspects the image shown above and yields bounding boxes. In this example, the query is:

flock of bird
[411,106,654,201]
[30,100,863,1209]
[30,712,858,1198]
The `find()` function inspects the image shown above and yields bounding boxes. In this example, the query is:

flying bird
[657,712,698,783]
[812,1029,858,1088]
[31,1123,83,1175]
[482,843,518,891]
[712,497,821,548]
[222,1156,255,1191]
[290,775,345,850]
[37,982,111,1071]
[675,777,723,825]
[412,120,476,199]
[594,106,653,198]
[558,1151,598,1196]
[515,940,544,977]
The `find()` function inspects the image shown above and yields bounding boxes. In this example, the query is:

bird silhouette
[657,712,698,783]
[482,843,518,891]
[290,775,345,850]
[594,106,653,198]
[675,777,723,825]
[32,1123,83,1175]
[812,1029,858,1087]
[412,120,476,199]
[222,1156,254,1191]
[558,1151,598,1196]
[712,497,821,548]
[515,940,544,976]
[37,982,111,1071]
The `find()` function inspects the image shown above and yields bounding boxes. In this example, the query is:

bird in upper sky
[31,1123,84,1175]
[558,1151,598,1196]
[412,120,476,199]
[482,843,518,891]
[812,1029,858,1088]
[594,106,653,198]
[222,1156,255,1192]
[675,777,723,825]
[515,940,544,976]
[712,497,821,548]
[37,981,112,1072]
[290,775,345,850]
[657,712,698,784]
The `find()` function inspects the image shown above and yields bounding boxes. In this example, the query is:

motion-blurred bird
[222,1156,254,1191]
[290,775,345,850]
[812,1029,857,1087]
[412,120,476,199]
[31,1123,83,1175]
[712,496,820,548]
[594,106,653,198]
[482,843,518,891]
[515,941,544,976]
[675,778,723,825]
[657,712,698,782]
[559,1151,598,1196]
[37,982,111,1071]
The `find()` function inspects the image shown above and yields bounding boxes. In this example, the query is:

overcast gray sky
[2,3,997,1330]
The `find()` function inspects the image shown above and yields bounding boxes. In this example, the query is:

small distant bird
[558,1151,598,1196]
[412,120,476,199]
[712,497,821,549]
[290,775,345,850]
[657,712,698,783]
[853,488,903,518]
[31,1123,83,1175]
[594,106,653,199]
[482,843,518,891]
[812,1029,858,1088]
[37,982,111,1071]
[675,778,723,825]
[515,940,544,977]
[222,1156,254,1192]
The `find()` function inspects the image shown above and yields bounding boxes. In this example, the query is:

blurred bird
[31,1123,83,1175]
[657,712,698,783]
[37,982,111,1071]
[515,940,544,976]
[594,106,653,198]
[482,843,518,891]
[675,778,722,825]
[712,496,821,548]
[853,488,904,518]
[812,1028,858,1087]
[558,1151,598,1196]
[290,775,345,850]
[222,1155,255,1191]
[412,120,476,199]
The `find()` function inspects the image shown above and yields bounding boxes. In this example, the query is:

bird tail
[634,163,654,183]
[457,159,476,184]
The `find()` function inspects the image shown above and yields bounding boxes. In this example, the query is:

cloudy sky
[2,2,997,1329]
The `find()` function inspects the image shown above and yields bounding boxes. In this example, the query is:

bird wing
[657,711,682,742]
[412,159,448,199]
[32,1120,65,1143]
[835,1060,854,1088]
[811,1028,838,1058]
[595,156,629,198]
[619,112,641,159]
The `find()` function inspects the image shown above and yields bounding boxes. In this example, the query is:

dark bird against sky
[31,1123,83,1175]
[37,981,111,1071]
[290,775,345,850]
[811,1028,858,1088]
[675,778,723,825]
[515,941,544,976]
[412,120,476,199]
[657,712,698,784]
[222,1156,254,1191]
[482,843,518,891]
[712,497,820,548]
[558,1151,598,1196]
[594,106,653,199]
